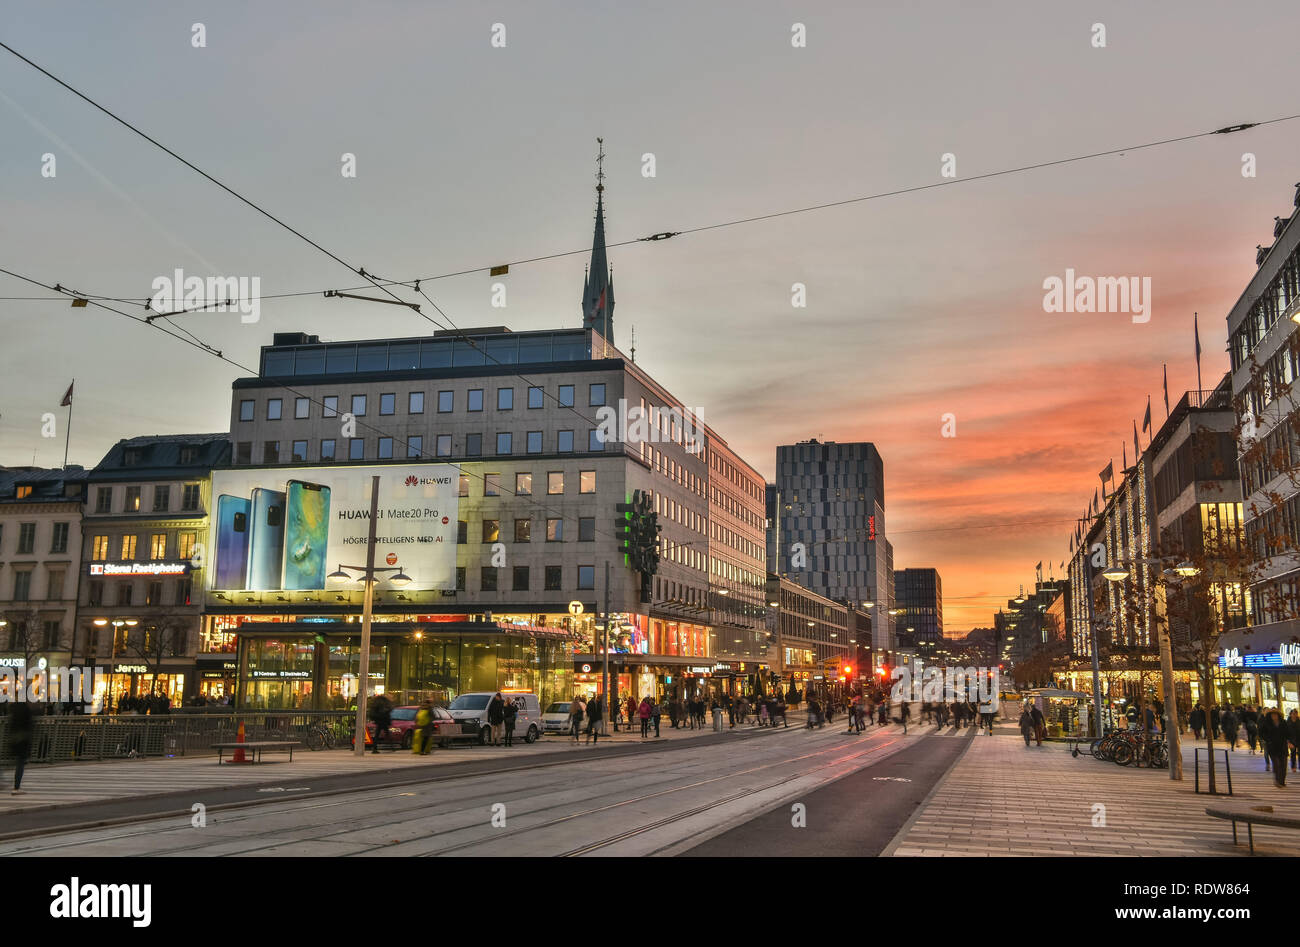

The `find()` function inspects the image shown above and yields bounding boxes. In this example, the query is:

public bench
[211,741,301,765]
[1205,802,1300,854]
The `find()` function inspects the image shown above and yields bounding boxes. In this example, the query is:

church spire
[581,137,615,341]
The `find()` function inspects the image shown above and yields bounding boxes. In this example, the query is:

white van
[447,692,544,744]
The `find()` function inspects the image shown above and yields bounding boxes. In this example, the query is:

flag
[1036,561,1042,571]
[60,382,74,407]
[1162,364,1170,417]
[1142,396,1152,433]
[1194,312,1202,360]
[1122,440,1128,470]
[1133,420,1140,464]
[1099,461,1113,485]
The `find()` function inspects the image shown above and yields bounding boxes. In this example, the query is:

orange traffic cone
[231,720,248,763]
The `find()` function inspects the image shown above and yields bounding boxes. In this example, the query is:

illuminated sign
[250,669,312,679]
[1218,644,1300,669]
[113,664,148,674]
[89,562,191,577]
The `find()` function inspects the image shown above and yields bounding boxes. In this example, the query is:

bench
[211,741,301,765]
[1205,803,1300,854]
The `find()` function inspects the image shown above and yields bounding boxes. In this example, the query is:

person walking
[775,695,788,728]
[1018,706,1034,747]
[487,692,506,747]
[1189,703,1206,740]
[759,699,770,728]
[1210,704,1221,740]
[585,694,603,744]
[1029,703,1046,746]
[1243,705,1260,756]
[570,695,586,742]
[368,692,393,753]
[413,700,432,755]
[502,697,518,747]
[1220,707,1239,750]
[4,702,34,795]
[638,697,652,738]
[1260,708,1290,788]
[1288,709,1300,772]
[899,700,911,734]
[650,697,662,737]
[626,695,638,735]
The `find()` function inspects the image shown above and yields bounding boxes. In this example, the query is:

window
[150,533,167,559]
[485,474,501,496]
[407,435,423,458]
[267,398,282,420]
[323,395,339,418]
[146,581,163,605]
[13,571,32,601]
[178,532,197,560]
[47,570,65,600]
[514,519,531,542]
[17,523,35,554]
[515,473,533,495]
[117,583,134,607]
[512,566,530,591]
[351,394,367,417]
[496,433,512,455]
[456,567,466,592]
[482,520,500,543]
[378,437,394,459]
[177,578,192,606]
[578,565,595,589]
[436,435,451,457]
[239,399,254,422]
[459,475,470,497]
[559,385,575,407]
[264,440,280,464]
[409,391,424,414]
[120,535,138,559]
[457,521,468,544]
[546,518,563,542]
[15,486,31,499]
[438,390,453,413]
[125,486,141,512]
[498,388,514,411]
[95,487,112,513]
[579,517,595,542]
[548,472,564,494]
[349,439,365,461]
[235,442,252,465]
[545,565,563,591]
[321,439,336,462]
[295,397,310,419]
[51,522,69,554]
[92,535,109,560]
[466,433,483,456]
[527,431,542,453]
[589,383,606,406]
[528,386,544,409]
[292,440,309,462]
[468,389,484,412]
[182,483,201,510]
[87,579,105,606]
[588,429,604,452]
[580,470,596,493]
[153,485,170,512]
[558,430,574,453]
[379,393,396,416]
[481,566,498,592]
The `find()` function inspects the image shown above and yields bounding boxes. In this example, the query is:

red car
[360,705,478,749]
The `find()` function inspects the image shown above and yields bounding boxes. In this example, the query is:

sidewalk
[889,721,1300,856]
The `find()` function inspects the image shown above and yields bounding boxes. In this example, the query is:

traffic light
[615,501,635,557]
[843,664,853,677]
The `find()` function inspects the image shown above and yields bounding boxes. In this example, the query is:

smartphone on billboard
[246,487,286,590]
[215,495,250,589]
[283,480,331,589]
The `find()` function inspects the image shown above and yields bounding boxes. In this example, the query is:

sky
[2,0,1299,632]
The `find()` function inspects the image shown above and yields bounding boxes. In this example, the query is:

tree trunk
[1200,666,1218,795]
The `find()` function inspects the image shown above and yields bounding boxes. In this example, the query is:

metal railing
[0,711,356,765]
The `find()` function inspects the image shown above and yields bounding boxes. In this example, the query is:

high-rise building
[893,567,942,655]
[771,439,891,650]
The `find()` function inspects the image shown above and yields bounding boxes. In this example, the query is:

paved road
[0,721,972,857]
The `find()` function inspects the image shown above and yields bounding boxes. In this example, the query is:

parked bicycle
[1083,728,1168,768]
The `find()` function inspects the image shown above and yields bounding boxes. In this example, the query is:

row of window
[238,384,609,423]
[90,532,199,562]
[7,566,68,602]
[93,484,203,515]
[1,619,65,651]
[1230,247,1300,371]
[85,578,193,608]
[237,429,607,465]
[0,521,70,556]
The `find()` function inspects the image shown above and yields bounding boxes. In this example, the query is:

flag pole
[62,378,74,469]
[1194,312,1203,397]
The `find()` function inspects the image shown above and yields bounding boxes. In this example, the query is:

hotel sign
[88,562,191,577]
[1219,643,1300,670]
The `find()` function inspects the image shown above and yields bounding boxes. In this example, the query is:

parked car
[542,701,573,734]
[448,692,543,744]
[358,705,477,749]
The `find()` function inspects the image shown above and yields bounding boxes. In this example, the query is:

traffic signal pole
[602,560,611,734]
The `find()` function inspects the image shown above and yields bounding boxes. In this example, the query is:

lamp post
[1101,556,1197,780]
[326,476,412,758]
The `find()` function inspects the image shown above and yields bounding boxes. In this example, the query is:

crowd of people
[1189,702,1300,787]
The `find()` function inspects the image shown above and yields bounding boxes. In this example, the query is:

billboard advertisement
[207,465,459,592]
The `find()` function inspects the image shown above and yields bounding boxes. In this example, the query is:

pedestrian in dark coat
[1189,704,1206,740]
[5,702,34,793]
[1288,709,1300,772]
[1220,708,1239,750]
[1018,708,1034,746]
[1260,709,1290,787]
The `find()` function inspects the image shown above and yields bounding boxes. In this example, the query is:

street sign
[568,601,584,615]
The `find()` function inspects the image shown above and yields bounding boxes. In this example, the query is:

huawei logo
[405,475,418,486]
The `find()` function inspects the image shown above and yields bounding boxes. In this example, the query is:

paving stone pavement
[890,722,1300,856]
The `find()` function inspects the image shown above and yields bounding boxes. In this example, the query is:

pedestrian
[503,697,518,747]
[585,694,603,744]
[650,697,662,737]
[775,695,788,728]
[4,702,33,795]
[759,699,770,728]
[570,695,586,741]
[1260,708,1290,788]
[1243,705,1259,756]
[978,698,996,735]
[878,701,888,727]
[1189,703,1206,740]
[1029,703,1045,746]
[1220,707,1239,750]
[414,700,433,755]
[1210,704,1221,740]
[487,692,506,747]
[638,696,652,738]
[806,697,820,729]
[368,692,393,753]
[899,700,910,734]
[1018,707,1034,747]
[1289,709,1300,772]
[627,695,638,735]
